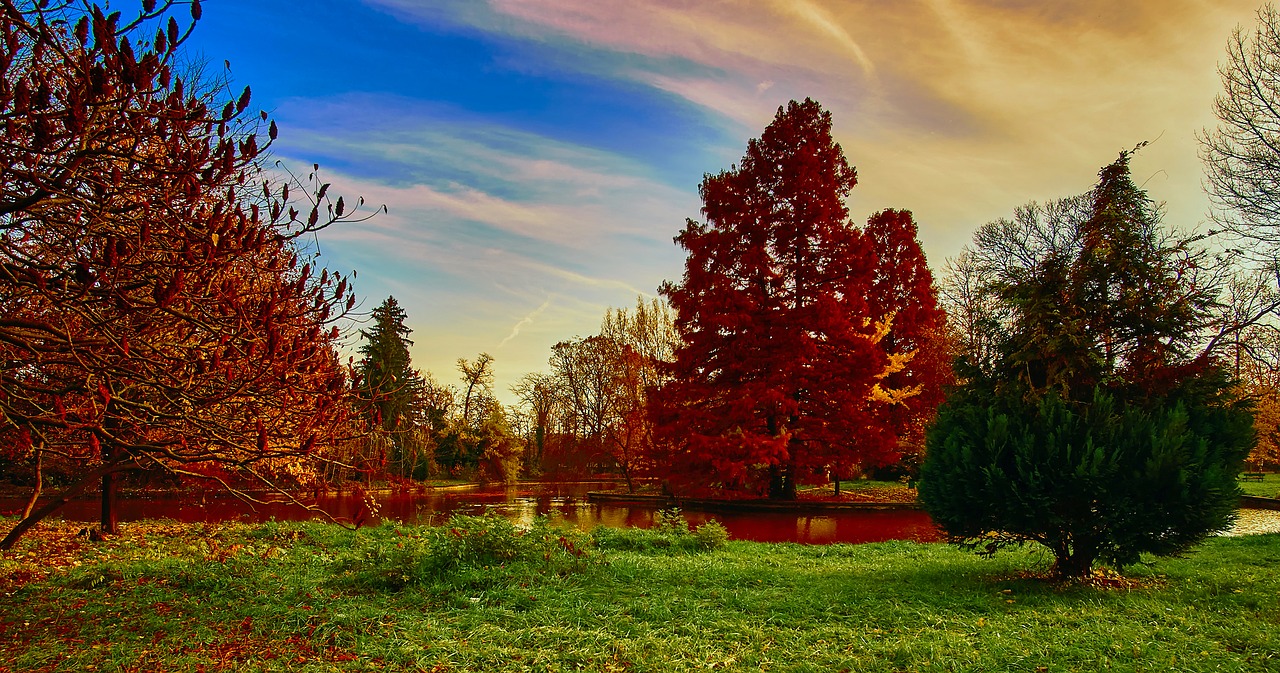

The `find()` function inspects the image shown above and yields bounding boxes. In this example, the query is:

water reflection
[0,482,939,544]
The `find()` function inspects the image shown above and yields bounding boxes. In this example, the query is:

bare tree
[1201,3,1280,256]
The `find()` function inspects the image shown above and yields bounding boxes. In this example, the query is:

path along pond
[0,481,940,544]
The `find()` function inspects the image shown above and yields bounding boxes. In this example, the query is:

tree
[0,1,375,549]
[600,297,679,490]
[511,371,557,476]
[516,297,676,485]
[355,296,427,478]
[863,209,953,476]
[1201,2,1280,256]
[435,353,505,476]
[651,98,913,499]
[920,152,1254,578]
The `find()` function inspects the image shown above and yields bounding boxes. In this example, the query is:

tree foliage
[0,1,374,548]
[920,152,1253,578]
[651,99,927,499]
[864,209,953,473]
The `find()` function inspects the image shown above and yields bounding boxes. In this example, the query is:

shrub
[331,514,599,591]
[926,152,1255,579]
[921,382,1252,578]
[592,508,729,553]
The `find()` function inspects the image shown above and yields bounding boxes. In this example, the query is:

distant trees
[0,1,374,548]
[651,99,939,499]
[921,152,1254,578]
[509,297,676,489]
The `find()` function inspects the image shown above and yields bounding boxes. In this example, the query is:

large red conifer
[651,99,911,499]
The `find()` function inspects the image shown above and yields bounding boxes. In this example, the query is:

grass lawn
[1238,473,1280,499]
[1,516,1278,672]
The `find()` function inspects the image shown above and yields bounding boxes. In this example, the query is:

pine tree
[356,296,425,475]
[920,152,1253,578]
[651,99,911,499]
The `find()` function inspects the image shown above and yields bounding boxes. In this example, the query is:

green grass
[1238,472,1280,498]
[1,516,1278,672]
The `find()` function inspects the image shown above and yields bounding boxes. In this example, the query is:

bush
[331,514,599,591]
[592,508,729,553]
[920,382,1252,578]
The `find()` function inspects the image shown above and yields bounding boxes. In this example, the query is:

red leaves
[0,0,364,548]
[652,98,897,497]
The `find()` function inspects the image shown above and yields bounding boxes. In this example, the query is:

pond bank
[586,490,922,511]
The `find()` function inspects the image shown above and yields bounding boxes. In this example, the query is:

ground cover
[0,516,1277,672]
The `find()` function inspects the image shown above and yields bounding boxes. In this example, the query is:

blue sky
[184,0,1263,402]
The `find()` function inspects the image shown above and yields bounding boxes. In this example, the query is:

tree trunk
[768,463,797,500]
[20,447,42,520]
[0,460,132,550]
[100,468,119,535]
[1050,542,1096,579]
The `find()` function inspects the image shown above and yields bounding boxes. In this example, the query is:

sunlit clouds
[191,0,1265,399]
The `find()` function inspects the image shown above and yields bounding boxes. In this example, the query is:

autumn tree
[599,297,678,490]
[920,152,1253,578]
[863,209,952,478]
[355,296,428,478]
[651,98,914,499]
[548,335,616,475]
[433,353,519,480]
[511,371,557,476]
[0,1,375,548]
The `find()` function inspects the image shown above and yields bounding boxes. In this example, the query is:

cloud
[498,297,553,348]
[409,0,1259,264]
[270,100,698,397]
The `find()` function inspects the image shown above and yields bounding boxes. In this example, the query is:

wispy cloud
[274,100,697,392]
[498,297,553,348]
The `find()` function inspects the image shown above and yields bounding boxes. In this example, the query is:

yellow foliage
[1248,387,1280,469]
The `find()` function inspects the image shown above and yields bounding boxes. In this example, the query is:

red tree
[0,1,374,548]
[650,99,911,499]
[864,209,953,475]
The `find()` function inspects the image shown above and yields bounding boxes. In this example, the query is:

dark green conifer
[356,296,426,475]
[921,152,1254,578]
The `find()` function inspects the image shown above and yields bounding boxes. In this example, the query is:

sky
[183,0,1265,403]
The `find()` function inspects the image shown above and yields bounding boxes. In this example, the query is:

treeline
[344,297,677,489]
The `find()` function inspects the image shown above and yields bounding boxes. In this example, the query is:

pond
[0,481,940,544]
